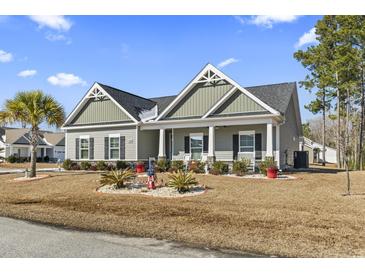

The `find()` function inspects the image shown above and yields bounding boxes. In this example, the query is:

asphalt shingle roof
[149,95,177,113]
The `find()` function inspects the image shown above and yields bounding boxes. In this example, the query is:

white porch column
[158,128,166,159]
[208,126,215,159]
[276,125,280,168]
[266,122,273,157]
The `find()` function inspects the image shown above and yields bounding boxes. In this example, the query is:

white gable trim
[155,64,280,121]
[63,82,138,127]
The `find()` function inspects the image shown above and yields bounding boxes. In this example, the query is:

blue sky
[0,15,321,128]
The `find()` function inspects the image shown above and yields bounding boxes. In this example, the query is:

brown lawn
[0,170,364,257]
[0,162,58,169]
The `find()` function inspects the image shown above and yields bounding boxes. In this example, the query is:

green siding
[165,82,233,119]
[212,90,266,115]
[71,99,132,125]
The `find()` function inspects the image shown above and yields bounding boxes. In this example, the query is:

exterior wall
[65,126,137,161]
[172,124,272,162]
[54,146,65,161]
[71,98,132,125]
[312,142,337,164]
[138,128,159,160]
[166,82,233,119]
[303,145,314,164]
[213,90,266,115]
[280,96,300,166]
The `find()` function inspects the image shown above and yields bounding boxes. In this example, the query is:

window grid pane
[239,134,254,153]
[110,137,119,148]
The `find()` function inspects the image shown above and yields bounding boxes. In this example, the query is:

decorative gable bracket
[87,88,107,101]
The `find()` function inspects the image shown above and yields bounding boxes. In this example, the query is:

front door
[190,135,203,160]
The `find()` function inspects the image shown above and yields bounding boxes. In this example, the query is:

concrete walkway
[0,217,259,258]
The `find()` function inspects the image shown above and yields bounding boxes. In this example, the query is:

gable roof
[0,127,51,146]
[43,132,65,146]
[98,83,156,121]
[149,95,177,113]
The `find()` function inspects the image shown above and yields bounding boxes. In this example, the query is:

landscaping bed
[0,170,364,257]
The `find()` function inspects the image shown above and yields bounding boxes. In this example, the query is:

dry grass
[0,162,58,169]
[0,170,364,257]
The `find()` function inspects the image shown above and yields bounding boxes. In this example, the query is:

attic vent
[88,88,106,100]
[195,70,225,85]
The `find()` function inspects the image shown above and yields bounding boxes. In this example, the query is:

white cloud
[18,69,37,78]
[250,15,299,28]
[45,33,72,44]
[29,16,72,31]
[233,16,245,25]
[47,73,86,87]
[218,58,239,68]
[0,49,13,63]
[295,27,318,48]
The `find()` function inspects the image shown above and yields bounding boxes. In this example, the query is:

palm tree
[0,90,65,177]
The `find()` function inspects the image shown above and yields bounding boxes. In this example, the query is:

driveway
[0,217,257,258]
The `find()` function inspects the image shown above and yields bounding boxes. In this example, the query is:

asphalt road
[0,217,259,258]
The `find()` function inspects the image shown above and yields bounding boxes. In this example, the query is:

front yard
[0,170,364,257]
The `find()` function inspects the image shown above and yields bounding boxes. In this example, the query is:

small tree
[0,91,65,177]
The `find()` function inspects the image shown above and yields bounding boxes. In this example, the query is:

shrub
[116,160,128,170]
[210,161,229,175]
[156,159,170,172]
[168,160,185,172]
[258,157,277,175]
[70,162,80,170]
[232,158,251,176]
[100,168,136,189]
[89,165,97,171]
[80,161,92,170]
[96,161,107,171]
[168,170,198,193]
[62,159,72,170]
[44,155,50,163]
[189,160,206,173]
[6,155,17,163]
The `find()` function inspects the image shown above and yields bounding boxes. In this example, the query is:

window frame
[109,134,120,160]
[79,135,90,160]
[189,132,204,160]
[238,130,255,153]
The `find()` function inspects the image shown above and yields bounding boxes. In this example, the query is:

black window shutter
[75,138,80,160]
[203,135,208,153]
[232,134,238,160]
[184,136,190,153]
[120,136,125,160]
[104,137,109,160]
[89,138,94,160]
[255,133,262,160]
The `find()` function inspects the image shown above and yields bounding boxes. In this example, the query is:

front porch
[155,122,281,168]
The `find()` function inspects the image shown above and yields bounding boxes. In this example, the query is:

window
[109,136,120,160]
[190,134,203,160]
[239,131,254,153]
[80,137,89,160]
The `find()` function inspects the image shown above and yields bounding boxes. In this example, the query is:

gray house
[62,64,302,168]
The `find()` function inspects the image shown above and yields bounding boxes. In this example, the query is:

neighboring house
[62,64,302,168]
[301,137,337,164]
[0,127,65,161]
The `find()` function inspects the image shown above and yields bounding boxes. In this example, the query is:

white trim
[135,126,139,161]
[276,125,280,168]
[65,132,68,159]
[63,82,138,127]
[202,86,237,118]
[109,135,120,160]
[61,122,136,130]
[266,123,273,157]
[108,133,120,138]
[155,64,280,121]
[79,135,90,161]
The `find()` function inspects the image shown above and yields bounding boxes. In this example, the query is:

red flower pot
[267,167,278,179]
[136,163,145,173]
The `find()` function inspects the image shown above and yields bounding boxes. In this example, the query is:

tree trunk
[30,127,39,178]
[345,88,351,195]
[336,72,341,169]
[359,65,365,170]
[322,93,326,166]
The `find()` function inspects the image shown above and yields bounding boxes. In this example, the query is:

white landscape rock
[97,182,206,198]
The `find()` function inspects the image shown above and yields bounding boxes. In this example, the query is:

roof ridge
[97,82,156,103]
[245,81,296,89]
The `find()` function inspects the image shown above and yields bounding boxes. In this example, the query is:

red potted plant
[136,162,145,173]
[266,163,278,179]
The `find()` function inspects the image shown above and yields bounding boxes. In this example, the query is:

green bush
[210,161,229,175]
[156,159,170,172]
[116,160,128,170]
[96,160,107,171]
[62,159,72,170]
[258,157,277,175]
[44,155,50,163]
[100,168,136,189]
[7,155,17,163]
[70,162,80,170]
[80,161,92,170]
[168,160,185,172]
[188,160,205,173]
[168,170,198,193]
[232,158,251,176]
